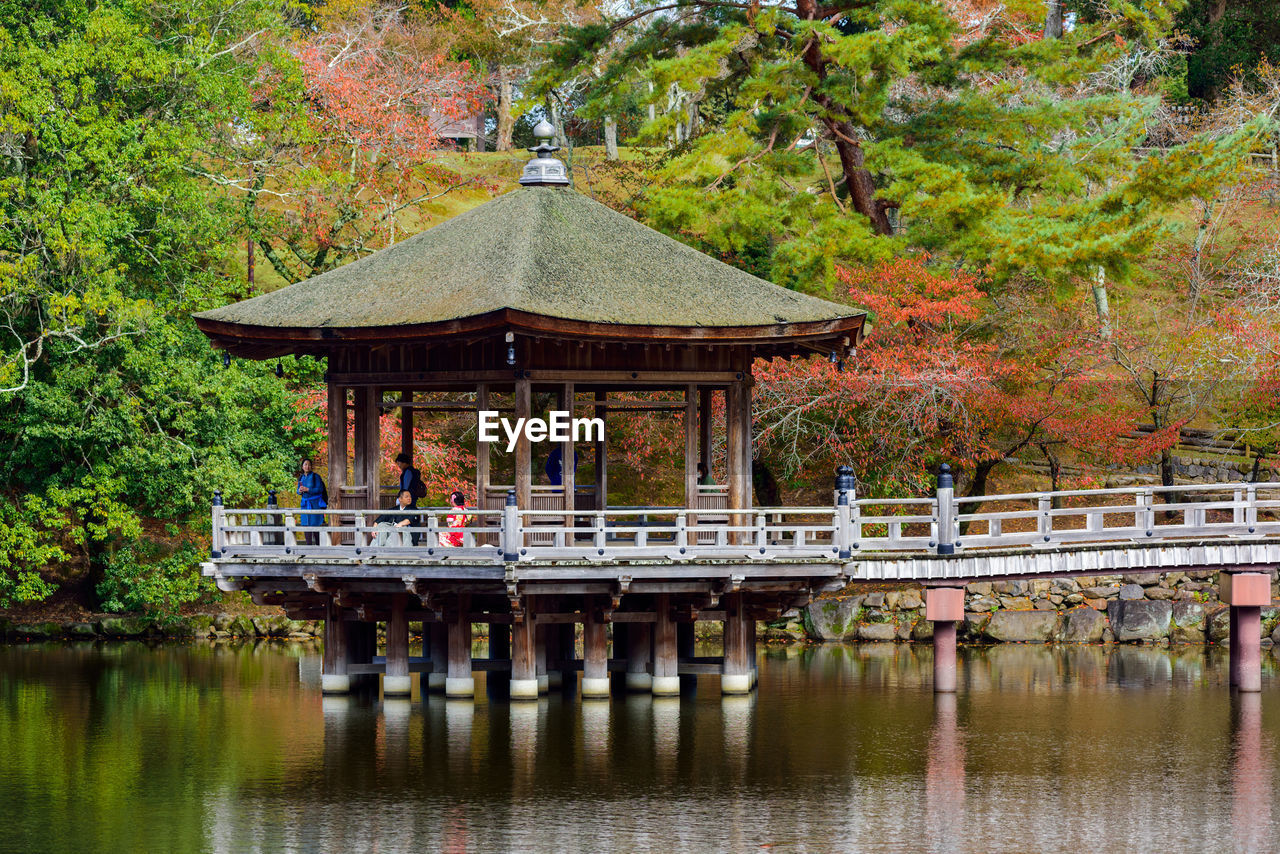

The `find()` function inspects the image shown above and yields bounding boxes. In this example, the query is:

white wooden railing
[209,472,1280,565]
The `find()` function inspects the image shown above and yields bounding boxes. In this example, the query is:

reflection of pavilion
[195,125,865,700]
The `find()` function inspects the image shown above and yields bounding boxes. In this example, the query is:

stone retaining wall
[792,571,1280,645]
[0,614,323,641]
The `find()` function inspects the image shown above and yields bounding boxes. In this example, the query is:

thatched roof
[195,187,863,344]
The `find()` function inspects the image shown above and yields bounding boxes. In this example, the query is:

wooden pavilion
[195,129,866,699]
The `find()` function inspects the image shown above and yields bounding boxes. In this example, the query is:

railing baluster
[1037,495,1051,544]
[595,512,607,552]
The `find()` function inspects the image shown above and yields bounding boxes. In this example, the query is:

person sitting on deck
[697,462,714,486]
[296,458,327,545]
[395,452,426,508]
[372,489,419,547]
[439,490,470,547]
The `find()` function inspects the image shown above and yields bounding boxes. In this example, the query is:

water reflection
[925,692,965,850]
[3,642,1280,852]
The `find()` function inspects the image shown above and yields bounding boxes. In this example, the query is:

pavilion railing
[209,472,1280,564]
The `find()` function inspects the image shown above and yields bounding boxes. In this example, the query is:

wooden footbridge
[195,127,1278,701]
[205,469,1280,698]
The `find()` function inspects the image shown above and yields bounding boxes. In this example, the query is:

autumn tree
[207,6,488,285]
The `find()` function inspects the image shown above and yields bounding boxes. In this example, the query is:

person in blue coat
[296,458,327,545]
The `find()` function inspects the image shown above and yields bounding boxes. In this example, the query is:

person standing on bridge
[296,458,327,546]
[395,453,427,509]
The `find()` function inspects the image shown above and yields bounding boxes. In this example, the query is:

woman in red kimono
[439,491,469,547]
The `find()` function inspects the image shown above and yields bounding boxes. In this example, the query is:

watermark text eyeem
[478,410,604,453]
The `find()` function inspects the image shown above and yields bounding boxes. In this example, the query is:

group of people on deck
[294,453,470,548]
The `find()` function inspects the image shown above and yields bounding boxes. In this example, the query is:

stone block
[66,622,98,639]
[1110,601,1173,642]
[863,592,886,608]
[913,620,935,641]
[965,582,992,596]
[1208,607,1230,642]
[1164,572,1186,586]
[968,595,1000,612]
[858,621,897,641]
[898,589,923,610]
[992,580,1029,596]
[806,596,864,642]
[1000,596,1035,611]
[1171,601,1208,643]
[98,617,151,638]
[1085,598,1108,611]
[1144,587,1177,601]
[1058,608,1108,643]
[1118,584,1145,601]
[1084,586,1117,599]
[1122,572,1163,587]
[983,610,1059,643]
[961,612,989,641]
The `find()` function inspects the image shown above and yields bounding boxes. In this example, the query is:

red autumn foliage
[754,256,1161,496]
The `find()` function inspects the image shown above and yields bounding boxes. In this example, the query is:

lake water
[1,640,1278,853]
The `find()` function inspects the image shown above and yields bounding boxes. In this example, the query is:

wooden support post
[684,384,698,508]
[699,387,712,474]
[349,619,377,690]
[446,594,474,698]
[747,615,758,688]
[543,615,561,690]
[927,587,964,693]
[356,385,381,510]
[726,380,752,543]
[652,593,679,696]
[1223,572,1269,693]
[511,598,538,700]
[322,597,350,694]
[561,383,575,531]
[385,593,411,696]
[399,390,413,462]
[326,385,348,516]
[514,376,532,513]
[722,592,751,694]
[594,391,607,511]
[489,621,510,701]
[476,384,490,511]
[582,596,610,698]
[428,622,447,692]
[626,621,653,693]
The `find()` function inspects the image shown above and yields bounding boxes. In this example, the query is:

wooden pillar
[582,596,610,697]
[321,597,350,693]
[427,622,447,693]
[684,384,698,508]
[699,387,713,474]
[353,385,381,510]
[348,619,377,690]
[594,391,607,511]
[722,592,751,694]
[626,621,653,693]
[385,593,411,696]
[726,381,750,543]
[327,385,348,509]
[543,616,561,690]
[446,594,474,698]
[652,593,679,696]
[399,390,413,462]
[535,617,549,693]
[515,375,532,515]
[561,384,576,530]
[476,384,490,509]
[511,599,538,700]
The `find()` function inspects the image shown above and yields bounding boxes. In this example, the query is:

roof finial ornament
[519,119,570,187]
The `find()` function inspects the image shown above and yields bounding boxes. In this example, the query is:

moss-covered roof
[195,187,861,331]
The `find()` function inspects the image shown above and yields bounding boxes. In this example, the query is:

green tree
[0,0,323,614]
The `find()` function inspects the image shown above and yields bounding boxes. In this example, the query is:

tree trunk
[794,0,893,236]
[1044,0,1063,39]
[604,116,618,160]
[496,69,516,152]
[1092,266,1111,339]
[958,458,1000,535]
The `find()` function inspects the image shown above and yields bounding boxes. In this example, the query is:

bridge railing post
[936,464,955,556]
[835,465,856,559]
[211,489,224,558]
[1037,494,1052,543]
[503,489,520,562]
[1246,484,1258,533]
